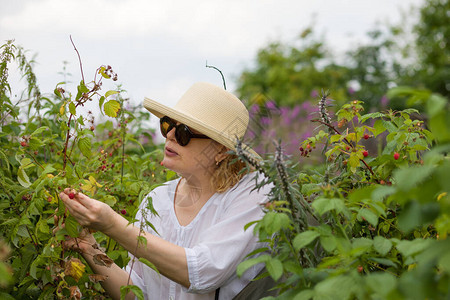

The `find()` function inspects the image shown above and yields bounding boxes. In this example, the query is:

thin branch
[205,61,226,90]
[70,35,85,84]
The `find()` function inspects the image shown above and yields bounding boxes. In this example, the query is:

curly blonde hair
[210,154,248,193]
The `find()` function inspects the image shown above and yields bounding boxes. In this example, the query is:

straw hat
[143,82,260,159]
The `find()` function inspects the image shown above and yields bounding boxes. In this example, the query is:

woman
[60,82,272,299]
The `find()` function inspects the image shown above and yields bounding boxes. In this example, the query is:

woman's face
[161,122,224,178]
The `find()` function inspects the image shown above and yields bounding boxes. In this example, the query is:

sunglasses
[160,116,210,146]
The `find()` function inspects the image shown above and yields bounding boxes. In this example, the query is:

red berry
[120,209,127,215]
[160,161,164,166]
[394,152,400,160]
[363,134,370,140]
[346,146,350,151]
[68,192,75,199]
[20,141,28,147]
[299,147,304,151]
[90,126,95,131]
[363,150,369,157]
[357,265,363,273]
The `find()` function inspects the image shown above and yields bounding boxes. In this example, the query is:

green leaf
[69,102,76,115]
[293,289,315,300]
[78,80,89,93]
[360,112,384,123]
[373,236,392,256]
[351,238,373,256]
[17,167,31,187]
[78,137,91,158]
[237,255,270,277]
[393,165,434,192]
[365,273,396,296]
[312,198,345,215]
[348,152,360,173]
[138,258,159,274]
[120,285,144,300]
[329,134,341,143]
[293,231,320,250]
[314,275,355,299]
[357,208,378,226]
[104,100,121,117]
[320,235,336,252]
[99,96,106,114]
[30,126,49,136]
[105,90,119,98]
[266,258,283,281]
[396,239,432,258]
[65,215,80,237]
[263,212,291,235]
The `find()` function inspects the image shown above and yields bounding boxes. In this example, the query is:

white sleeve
[185,182,270,293]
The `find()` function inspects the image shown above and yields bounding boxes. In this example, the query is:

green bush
[1,40,449,299]
[237,91,449,299]
[0,40,174,299]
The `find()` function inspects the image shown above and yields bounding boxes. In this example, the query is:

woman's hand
[60,189,117,233]
[62,227,98,254]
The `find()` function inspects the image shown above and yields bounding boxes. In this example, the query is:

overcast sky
[1,0,423,115]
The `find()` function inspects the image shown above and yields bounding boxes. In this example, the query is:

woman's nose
[166,127,176,140]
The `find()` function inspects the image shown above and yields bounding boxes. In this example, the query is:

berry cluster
[86,111,95,131]
[101,65,118,82]
[20,136,30,147]
[97,150,114,172]
[299,143,313,157]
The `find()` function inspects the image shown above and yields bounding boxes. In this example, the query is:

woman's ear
[214,146,229,165]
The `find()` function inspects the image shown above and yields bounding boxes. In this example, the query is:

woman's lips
[165,147,178,157]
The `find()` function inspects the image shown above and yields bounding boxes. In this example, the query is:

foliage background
[1,0,449,299]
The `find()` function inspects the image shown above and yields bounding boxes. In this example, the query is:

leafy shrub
[0,40,174,299]
[237,90,449,299]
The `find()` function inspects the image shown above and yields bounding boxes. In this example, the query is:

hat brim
[144,97,261,160]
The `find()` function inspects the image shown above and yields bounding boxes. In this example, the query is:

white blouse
[126,173,271,300]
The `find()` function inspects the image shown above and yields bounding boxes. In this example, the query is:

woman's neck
[175,174,215,207]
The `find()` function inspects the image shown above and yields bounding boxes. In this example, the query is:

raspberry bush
[1,40,449,299]
[0,40,174,299]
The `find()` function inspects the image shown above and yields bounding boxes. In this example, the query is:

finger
[72,192,95,209]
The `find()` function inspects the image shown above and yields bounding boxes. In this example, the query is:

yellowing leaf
[104,100,121,118]
[60,103,65,115]
[65,258,86,282]
[81,179,94,193]
[105,90,119,98]
[89,175,102,187]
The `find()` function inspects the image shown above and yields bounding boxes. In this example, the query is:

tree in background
[237,0,449,110]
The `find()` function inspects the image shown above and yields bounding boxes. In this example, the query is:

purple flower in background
[250,104,260,114]
[247,130,256,139]
[381,95,389,107]
[348,87,355,95]
[280,107,291,126]
[260,117,271,125]
[266,100,277,110]
[310,90,319,98]
[291,105,301,119]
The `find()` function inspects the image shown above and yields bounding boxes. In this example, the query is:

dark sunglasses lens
[175,125,191,146]
[160,117,173,137]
